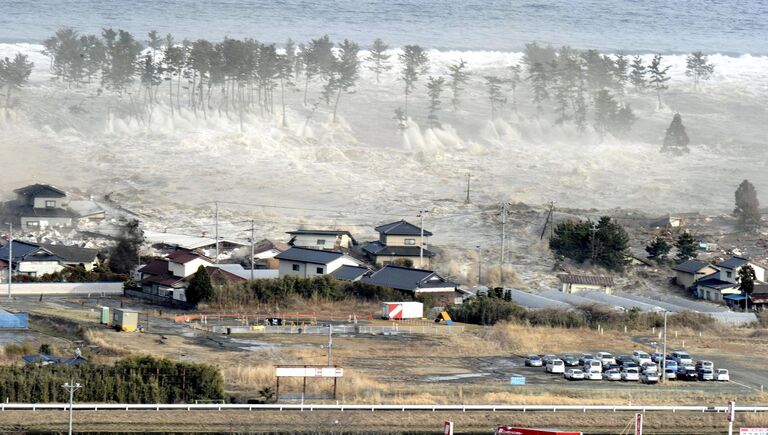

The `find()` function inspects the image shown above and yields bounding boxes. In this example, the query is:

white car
[640,371,659,384]
[583,359,602,373]
[695,360,714,371]
[564,368,585,380]
[664,368,677,380]
[604,369,622,381]
[546,359,565,374]
[585,370,602,380]
[671,351,693,366]
[595,352,616,366]
[715,369,730,381]
[632,350,652,366]
[641,362,658,373]
[621,368,640,381]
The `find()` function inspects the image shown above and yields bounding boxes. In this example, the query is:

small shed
[113,308,140,332]
[558,274,614,294]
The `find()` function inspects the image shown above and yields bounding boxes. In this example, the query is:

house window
[292,264,300,271]
[316,267,324,274]
[45,200,56,208]
[404,238,416,245]
[317,239,326,246]
[726,271,732,279]
[26,221,40,228]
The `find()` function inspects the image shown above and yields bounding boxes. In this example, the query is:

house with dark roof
[7,184,78,229]
[696,272,740,302]
[672,259,718,289]
[715,256,765,284]
[0,240,64,277]
[558,274,614,294]
[137,249,214,301]
[362,265,458,298]
[330,265,370,282]
[749,284,768,310]
[362,220,434,268]
[275,247,361,278]
[40,243,99,271]
[287,230,356,251]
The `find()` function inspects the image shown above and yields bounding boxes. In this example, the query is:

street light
[62,380,81,435]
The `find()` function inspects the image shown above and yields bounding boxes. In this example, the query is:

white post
[327,324,333,367]
[214,201,219,263]
[250,220,255,281]
[477,245,482,285]
[727,400,735,435]
[662,311,668,384]
[62,381,81,435]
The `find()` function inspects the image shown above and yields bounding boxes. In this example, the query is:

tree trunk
[169,76,174,118]
[332,87,342,123]
[281,77,287,127]
[303,75,310,106]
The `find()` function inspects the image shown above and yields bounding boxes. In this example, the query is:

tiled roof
[14,184,66,198]
[557,274,614,286]
[374,220,432,237]
[718,256,750,270]
[363,265,456,292]
[275,247,344,264]
[167,250,211,264]
[362,241,435,258]
[138,259,169,276]
[330,265,370,281]
[40,244,98,263]
[672,259,711,274]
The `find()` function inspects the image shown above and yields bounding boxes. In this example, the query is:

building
[113,308,140,332]
[672,260,718,289]
[329,265,370,282]
[696,272,741,302]
[137,249,214,301]
[214,264,280,280]
[8,184,77,229]
[287,230,356,251]
[362,220,434,268]
[0,240,65,277]
[558,274,614,294]
[715,256,766,283]
[274,247,360,278]
[749,284,768,310]
[362,265,458,297]
[40,243,99,271]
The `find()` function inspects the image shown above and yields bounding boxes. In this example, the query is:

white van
[583,359,602,373]
[632,350,652,365]
[671,351,693,365]
[595,352,616,366]
[546,359,565,374]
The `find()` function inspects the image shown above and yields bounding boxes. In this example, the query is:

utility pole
[214,201,219,264]
[62,380,81,435]
[548,201,555,240]
[249,219,255,281]
[6,223,12,299]
[500,202,508,287]
[418,210,429,269]
[327,324,333,367]
[476,245,482,285]
[589,222,599,262]
[465,173,471,204]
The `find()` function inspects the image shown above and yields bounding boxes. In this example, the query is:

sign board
[728,401,736,422]
[634,413,643,435]
[509,376,526,386]
[275,366,343,377]
[444,421,454,435]
[741,429,768,435]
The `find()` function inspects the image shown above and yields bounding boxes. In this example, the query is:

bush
[447,294,526,325]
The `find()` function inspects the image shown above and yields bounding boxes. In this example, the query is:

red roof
[0,259,7,268]
[182,266,246,284]
[138,259,169,276]
[141,274,185,288]
[167,249,211,264]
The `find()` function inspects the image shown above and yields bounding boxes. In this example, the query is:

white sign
[741,429,768,435]
[728,401,736,422]
[275,367,344,377]
[444,421,454,435]
[635,413,643,435]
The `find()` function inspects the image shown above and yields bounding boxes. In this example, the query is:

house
[558,274,614,294]
[749,284,768,310]
[287,230,356,251]
[715,256,766,283]
[0,240,65,277]
[137,249,214,301]
[248,239,290,269]
[649,215,684,229]
[362,265,458,298]
[39,243,99,271]
[330,265,371,282]
[362,220,434,268]
[696,272,741,302]
[142,230,246,260]
[8,184,78,229]
[275,247,360,278]
[672,260,718,289]
[214,264,280,280]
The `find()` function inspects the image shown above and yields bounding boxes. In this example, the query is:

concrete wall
[561,283,613,295]
[8,282,124,296]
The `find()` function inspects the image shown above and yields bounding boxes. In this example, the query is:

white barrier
[1,403,767,413]
[8,282,124,296]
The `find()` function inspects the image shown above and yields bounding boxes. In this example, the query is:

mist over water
[0,0,766,54]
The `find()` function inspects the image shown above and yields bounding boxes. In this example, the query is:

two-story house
[286,230,356,251]
[697,256,767,302]
[9,184,77,229]
[138,249,215,301]
[275,247,360,278]
[362,220,434,268]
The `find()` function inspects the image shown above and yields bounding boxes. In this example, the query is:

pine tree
[447,59,469,110]
[277,41,295,127]
[101,29,143,96]
[645,237,671,263]
[734,179,761,230]
[593,89,617,137]
[629,55,646,91]
[326,39,360,123]
[185,265,214,306]
[613,104,637,137]
[528,62,548,118]
[662,113,690,154]
[675,231,698,263]
[685,51,715,91]
[647,54,671,109]
[508,64,522,109]
[366,38,391,84]
[522,42,556,70]
[0,53,34,110]
[738,264,756,296]
[573,79,587,131]
[484,75,505,120]
[614,53,629,102]
[425,76,445,128]
[398,44,429,118]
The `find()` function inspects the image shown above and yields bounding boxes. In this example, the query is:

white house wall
[18,261,64,277]
[168,258,212,278]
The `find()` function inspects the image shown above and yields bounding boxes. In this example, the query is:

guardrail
[2,403,767,413]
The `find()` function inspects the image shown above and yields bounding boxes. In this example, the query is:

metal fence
[207,324,464,335]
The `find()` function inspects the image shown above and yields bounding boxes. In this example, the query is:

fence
[7,282,124,296]
[207,324,464,336]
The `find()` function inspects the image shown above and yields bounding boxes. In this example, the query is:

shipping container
[381,302,423,319]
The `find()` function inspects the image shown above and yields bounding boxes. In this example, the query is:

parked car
[621,368,640,381]
[695,360,714,371]
[698,368,714,381]
[595,352,616,366]
[525,355,543,367]
[579,354,594,365]
[617,355,633,366]
[603,363,621,372]
[651,352,664,363]
[564,368,585,380]
[640,371,659,384]
[542,354,557,365]
[664,368,677,380]
[632,350,652,366]
[670,351,693,365]
[641,362,658,373]
[604,369,622,381]
[664,359,678,371]
[676,368,698,381]
[715,369,730,381]
[583,359,602,373]
[546,359,565,374]
[585,370,602,380]
[622,361,638,370]
[562,355,580,366]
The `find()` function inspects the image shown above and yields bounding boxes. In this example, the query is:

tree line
[30,28,716,139]
[0,356,224,403]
